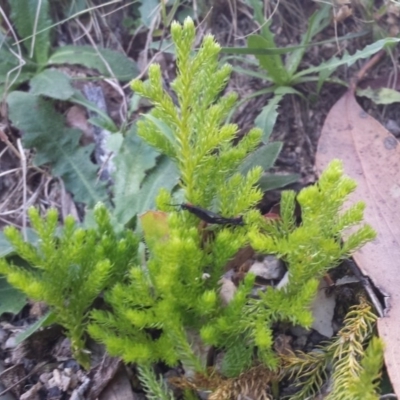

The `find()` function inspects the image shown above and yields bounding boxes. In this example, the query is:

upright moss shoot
[0,204,139,368]
[89,17,265,372]
[89,18,377,381]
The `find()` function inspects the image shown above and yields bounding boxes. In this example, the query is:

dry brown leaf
[316,89,400,395]
[87,356,121,400]
[97,363,137,400]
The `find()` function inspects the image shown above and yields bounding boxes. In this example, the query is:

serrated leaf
[133,156,179,214]
[255,94,282,143]
[0,277,27,315]
[114,155,179,227]
[295,37,400,79]
[113,126,160,225]
[7,92,108,206]
[258,173,299,192]
[357,87,400,105]
[247,34,289,85]
[239,142,282,176]
[10,0,51,65]
[48,45,139,82]
[30,69,74,100]
[220,31,371,56]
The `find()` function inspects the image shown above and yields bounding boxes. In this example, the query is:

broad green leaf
[247,34,289,85]
[15,311,56,345]
[0,277,26,315]
[132,156,179,215]
[7,92,108,206]
[259,173,298,191]
[139,0,160,28]
[0,233,12,258]
[357,87,400,105]
[0,37,36,96]
[294,37,400,79]
[30,69,74,100]
[255,94,283,143]
[113,126,160,225]
[239,142,282,176]
[114,153,179,226]
[10,0,52,65]
[48,45,139,82]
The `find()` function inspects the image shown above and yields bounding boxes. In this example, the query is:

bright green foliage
[90,17,264,373]
[203,160,376,368]
[137,365,175,400]
[0,204,139,368]
[284,298,383,400]
[131,17,263,209]
[89,19,376,381]
[248,159,376,322]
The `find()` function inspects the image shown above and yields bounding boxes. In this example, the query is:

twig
[0,362,47,397]
[350,49,387,91]
[17,139,27,240]
[0,7,25,100]
[70,377,91,400]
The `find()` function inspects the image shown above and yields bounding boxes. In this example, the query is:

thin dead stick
[11,0,123,47]
[0,7,25,98]
[0,129,46,175]
[234,0,281,40]
[17,139,27,241]
[350,49,387,91]
[0,128,22,160]
[0,167,21,178]
[75,19,117,80]
[0,362,47,397]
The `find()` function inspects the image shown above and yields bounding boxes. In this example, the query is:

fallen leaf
[310,280,336,338]
[316,89,400,395]
[87,356,121,400]
[98,363,137,400]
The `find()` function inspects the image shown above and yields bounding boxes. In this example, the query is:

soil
[0,0,399,399]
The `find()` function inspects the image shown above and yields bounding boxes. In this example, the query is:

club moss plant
[88,17,377,381]
[0,16,379,398]
[0,204,139,368]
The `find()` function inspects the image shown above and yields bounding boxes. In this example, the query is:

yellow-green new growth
[0,204,139,368]
[131,17,263,212]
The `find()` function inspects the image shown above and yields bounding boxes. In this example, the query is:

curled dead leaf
[316,89,400,395]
